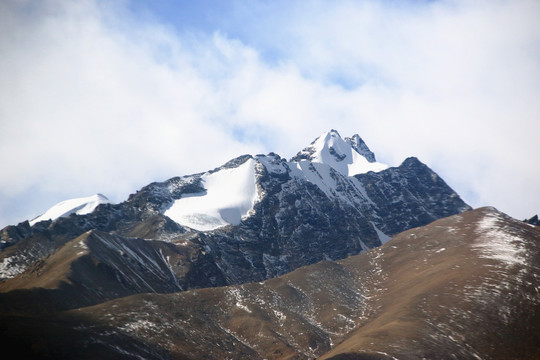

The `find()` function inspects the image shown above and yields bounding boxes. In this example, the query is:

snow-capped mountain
[0,130,470,289]
[4,129,536,359]
[162,130,386,231]
[26,130,384,233]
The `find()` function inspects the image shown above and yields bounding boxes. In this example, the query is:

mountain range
[1,130,538,359]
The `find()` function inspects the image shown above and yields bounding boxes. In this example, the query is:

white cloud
[0,0,539,227]
[0,1,257,225]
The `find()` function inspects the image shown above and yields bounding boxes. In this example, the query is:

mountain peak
[291,130,388,176]
[29,194,109,226]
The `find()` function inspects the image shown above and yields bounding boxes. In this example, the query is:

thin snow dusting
[473,212,527,267]
[120,319,161,333]
[29,194,109,226]
[165,158,259,231]
[0,254,27,279]
[229,287,252,313]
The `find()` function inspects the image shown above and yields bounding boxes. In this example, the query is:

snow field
[29,194,109,226]
[165,158,259,231]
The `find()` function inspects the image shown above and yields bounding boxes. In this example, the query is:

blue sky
[1,0,539,227]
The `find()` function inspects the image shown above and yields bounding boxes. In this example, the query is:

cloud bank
[1,0,539,227]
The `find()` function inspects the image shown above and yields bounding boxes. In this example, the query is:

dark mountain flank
[0,207,538,359]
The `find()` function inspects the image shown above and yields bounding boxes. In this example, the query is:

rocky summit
[2,130,519,359]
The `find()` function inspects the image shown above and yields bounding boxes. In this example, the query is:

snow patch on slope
[30,194,109,226]
[473,212,527,267]
[290,161,340,200]
[165,158,259,231]
[371,221,391,244]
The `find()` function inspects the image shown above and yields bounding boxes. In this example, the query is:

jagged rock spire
[345,134,377,163]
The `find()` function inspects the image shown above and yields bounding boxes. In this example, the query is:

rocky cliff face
[0,131,470,309]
